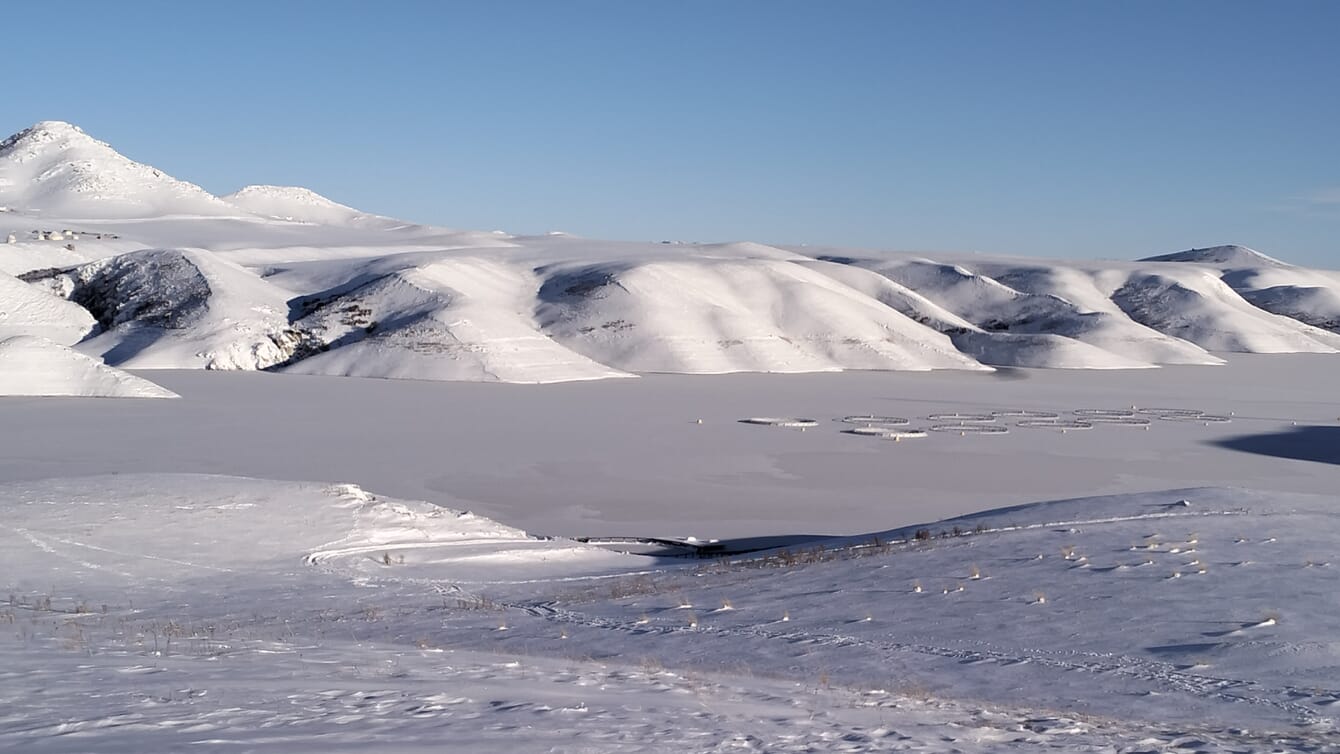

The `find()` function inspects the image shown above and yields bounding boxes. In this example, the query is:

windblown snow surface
[2,475,1338,752]
[4,120,1340,751]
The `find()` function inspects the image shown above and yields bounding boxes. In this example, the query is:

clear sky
[7,1,1339,265]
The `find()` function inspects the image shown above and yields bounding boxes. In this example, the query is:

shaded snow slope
[0,270,96,344]
[0,335,177,397]
[30,248,302,369]
[0,122,240,218]
[535,257,989,374]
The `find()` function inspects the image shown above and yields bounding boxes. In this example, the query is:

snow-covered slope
[30,248,302,369]
[0,270,96,344]
[0,121,240,218]
[1110,266,1340,353]
[535,257,989,374]
[1238,283,1340,332]
[978,265,1226,365]
[0,335,177,397]
[284,258,629,383]
[1215,267,1340,334]
[813,257,1219,368]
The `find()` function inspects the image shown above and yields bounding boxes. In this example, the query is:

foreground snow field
[1,475,1337,752]
[4,119,1340,751]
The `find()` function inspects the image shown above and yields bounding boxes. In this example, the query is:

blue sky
[8,1,1339,265]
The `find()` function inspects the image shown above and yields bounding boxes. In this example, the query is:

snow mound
[535,258,989,374]
[0,121,239,218]
[284,258,629,383]
[1140,245,1289,267]
[0,335,177,397]
[32,248,303,369]
[0,270,96,344]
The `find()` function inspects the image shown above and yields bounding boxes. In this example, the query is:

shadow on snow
[1211,425,1340,466]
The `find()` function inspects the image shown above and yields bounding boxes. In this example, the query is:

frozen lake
[1,354,1337,539]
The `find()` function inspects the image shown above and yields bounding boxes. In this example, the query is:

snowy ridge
[13,233,1340,382]
[0,335,177,397]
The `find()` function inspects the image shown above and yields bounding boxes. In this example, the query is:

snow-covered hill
[535,257,989,374]
[812,257,1225,368]
[0,335,177,397]
[1110,267,1340,353]
[2,120,1340,384]
[284,258,629,383]
[221,184,407,229]
[29,248,302,370]
[1140,244,1289,267]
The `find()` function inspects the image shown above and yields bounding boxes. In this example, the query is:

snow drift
[0,335,177,397]
[0,270,97,345]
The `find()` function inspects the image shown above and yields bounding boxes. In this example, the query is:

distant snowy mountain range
[2,120,1339,392]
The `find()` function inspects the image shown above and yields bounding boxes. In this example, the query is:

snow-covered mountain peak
[1140,245,1288,267]
[0,120,98,154]
[0,120,238,218]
